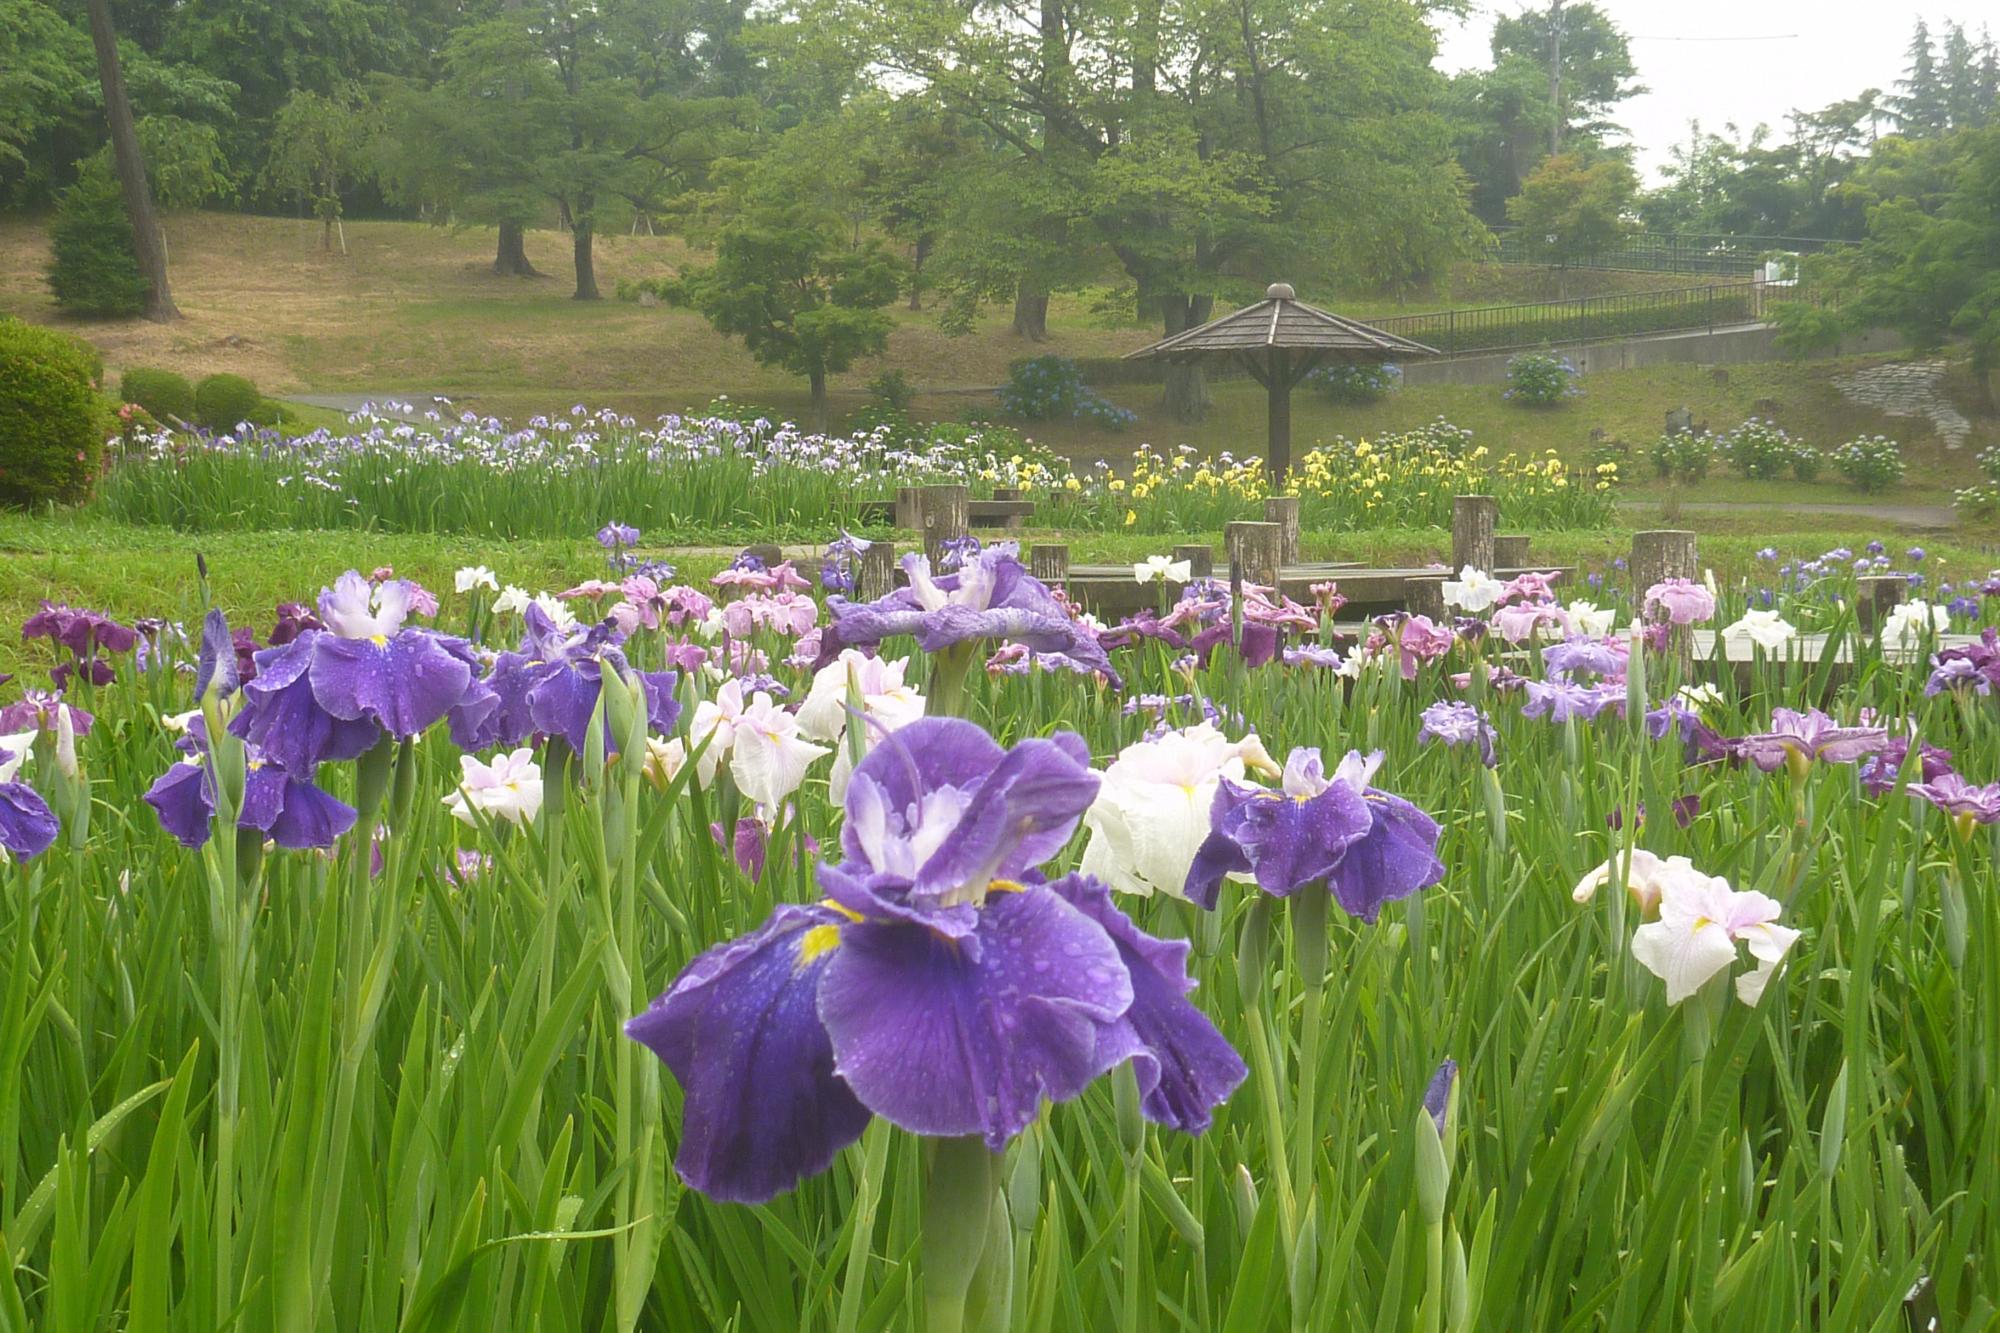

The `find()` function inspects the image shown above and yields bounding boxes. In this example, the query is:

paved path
[1618,499,1957,530]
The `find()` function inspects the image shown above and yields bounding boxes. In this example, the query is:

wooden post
[1630,530,1699,599]
[1264,496,1301,564]
[1267,348,1292,483]
[1451,495,1498,573]
[915,484,970,565]
[1226,521,1284,592]
[1492,534,1530,568]
[742,542,783,569]
[854,541,898,601]
[993,485,1025,531]
[893,486,919,530]
[1856,575,1907,634]
[1029,543,1069,587]
[1406,574,1449,622]
[1173,544,1214,579]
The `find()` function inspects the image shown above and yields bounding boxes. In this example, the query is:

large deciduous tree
[81,0,176,320]
[1504,150,1637,294]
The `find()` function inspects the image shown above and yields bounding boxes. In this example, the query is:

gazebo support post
[1268,347,1291,482]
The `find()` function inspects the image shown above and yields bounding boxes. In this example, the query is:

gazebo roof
[1124,283,1442,363]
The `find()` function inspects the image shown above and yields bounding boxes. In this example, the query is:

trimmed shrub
[0,318,106,506]
[1306,362,1401,405]
[996,355,1137,430]
[194,373,271,431]
[1502,353,1582,407]
[1830,435,1905,493]
[119,367,196,423]
[46,172,148,318]
[1647,430,1717,483]
[1723,418,1795,480]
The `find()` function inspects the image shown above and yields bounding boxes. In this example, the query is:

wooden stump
[1856,575,1907,633]
[1029,543,1069,587]
[1451,495,1498,573]
[742,542,783,569]
[893,486,919,530]
[1264,496,1301,564]
[1630,530,1699,600]
[1492,534,1530,568]
[1406,574,1449,622]
[1226,521,1284,593]
[914,484,970,566]
[854,541,899,601]
[1173,544,1215,579]
[993,486,1026,531]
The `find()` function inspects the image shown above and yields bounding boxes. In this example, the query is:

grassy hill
[2,211,1995,510]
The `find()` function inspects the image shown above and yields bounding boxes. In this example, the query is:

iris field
[3,465,2000,1330]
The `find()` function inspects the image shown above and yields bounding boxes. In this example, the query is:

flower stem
[923,1135,999,1333]
[1290,889,1329,1234]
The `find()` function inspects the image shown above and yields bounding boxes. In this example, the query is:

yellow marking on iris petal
[370,634,390,648]
[797,924,842,968]
[987,879,1027,895]
[819,899,864,922]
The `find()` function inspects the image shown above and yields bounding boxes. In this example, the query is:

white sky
[1433,2,1989,182]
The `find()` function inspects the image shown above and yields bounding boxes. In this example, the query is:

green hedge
[194,373,272,431]
[0,319,105,506]
[119,367,196,423]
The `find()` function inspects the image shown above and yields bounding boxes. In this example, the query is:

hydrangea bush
[1831,434,1906,492]
[1502,352,1583,406]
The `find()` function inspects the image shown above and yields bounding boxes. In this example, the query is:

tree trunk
[908,234,931,311]
[809,369,829,433]
[1160,294,1212,423]
[493,222,540,277]
[1012,284,1049,340]
[83,0,177,321]
[572,212,600,301]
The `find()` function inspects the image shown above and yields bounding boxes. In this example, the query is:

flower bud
[1414,1105,1449,1225]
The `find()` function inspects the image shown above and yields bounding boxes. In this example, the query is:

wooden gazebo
[1124,283,1441,480]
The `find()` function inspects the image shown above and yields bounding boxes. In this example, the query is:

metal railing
[1487,228,1853,277]
[1371,279,1823,358]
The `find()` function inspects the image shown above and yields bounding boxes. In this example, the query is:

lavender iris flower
[821,548,1111,676]
[1185,749,1443,921]
[596,522,641,550]
[1908,773,2000,824]
[625,718,1245,1204]
[1730,707,1887,774]
[231,571,495,773]
[1522,679,1622,723]
[1417,701,1497,767]
[1927,632,2000,697]
[1858,736,1955,797]
[1542,637,1623,682]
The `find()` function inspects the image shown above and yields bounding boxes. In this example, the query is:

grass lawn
[3,510,1993,678]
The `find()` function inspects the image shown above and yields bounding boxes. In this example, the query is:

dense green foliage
[45,169,147,316]
[117,367,195,422]
[0,317,103,506]
[192,372,268,431]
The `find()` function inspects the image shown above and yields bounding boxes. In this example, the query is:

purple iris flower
[22,601,139,690]
[470,604,679,753]
[0,745,58,860]
[819,531,872,595]
[1730,708,1887,774]
[1947,596,1981,621]
[821,548,1111,676]
[1907,547,1926,563]
[935,533,982,574]
[596,521,641,550]
[1522,678,1620,723]
[1185,749,1443,921]
[145,743,356,851]
[1908,773,2000,824]
[1927,632,2000,696]
[0,690,92,739]
[268,602,321,646]
[1542,637,1623,682]
[1865,541,1885,556]
[1422,1058,1457,1136]
[1858,736,1955,797]
[625,717,1245,1204]
[231,572,495,773]
[1417,701,1497,767]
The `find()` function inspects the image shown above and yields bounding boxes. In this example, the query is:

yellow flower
[1124,508,1137,526]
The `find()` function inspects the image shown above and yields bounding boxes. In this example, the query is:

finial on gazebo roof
[1265,282,1296,300]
